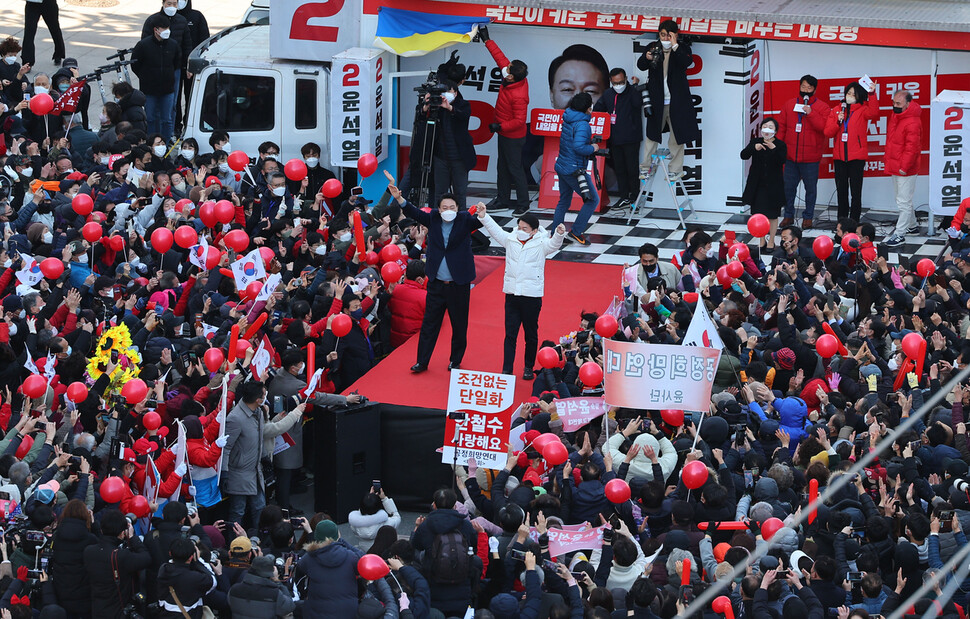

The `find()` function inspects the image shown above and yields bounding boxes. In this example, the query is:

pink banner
[603,339,719,411]
[548,525,608,557]
[555,397,609,432]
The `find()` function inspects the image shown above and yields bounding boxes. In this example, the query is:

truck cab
[184,24,330,163]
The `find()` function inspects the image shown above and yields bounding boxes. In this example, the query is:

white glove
[215,435,228,448]
[948,226,961,239]
[488,536,499,553]
[175,463,187,477]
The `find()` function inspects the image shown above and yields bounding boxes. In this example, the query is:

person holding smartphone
[347,483,401,550]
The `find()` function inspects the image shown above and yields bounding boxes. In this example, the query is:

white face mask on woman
[180,148,195,160]
[153,144,167,157]
[845,95,857,105]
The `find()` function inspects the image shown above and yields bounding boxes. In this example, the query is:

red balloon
[227,150,249,172]
[23,375,46,399]
[284,158,308,182]
[716,265,732,286]
[331,313,353,338]
[40,257,64,279]
[531,433,558,453]
[245,281,263,300]
[72,192,93,216]
[605,478,631,503]
[902,332,925,360]
[199,202,218,228]
[142,411,161,431]
[595,314,618,338]
[537,347,559,370]
[15,435,33,460]
[99,476,126,504]
[726,260,743,279]
[683,292,699,304]
[760,517,785,541]
[364,251,379,265]
[66,381,88,403]
[109,235,125,252]
[203,348,224,373]
[357,554,390,581]
[813,235,834,260]
[176,198,195,216]
[322,178,343,198]
[578,361,603,387]
[841,233,860,253]
[916,258,936,278]
[235,339,251,359]
[82,221,102,243]
[131,495,151,518]
[224,229,250,253]
[660,409,684,426]
[203,247,222,270]
[357,153,378,178]
[682,460,709,489]
[29,92,54,116]
[713,595,735,619]
[380,244,402,263]
[380,261,403,284]
[121,378,149,404]
[542,441,568,466]
[258,246,275,268]
[151,227,173,253]
[215,200,235,225]
[815,334,838,359]
[747,214,770,237]
[728,243,750,262]
[175,225,197,249]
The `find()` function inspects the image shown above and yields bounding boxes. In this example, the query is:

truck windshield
[200,73,275,133]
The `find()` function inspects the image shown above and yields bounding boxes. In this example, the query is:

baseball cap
[133,438,158,455]
[955,250,970,262]
[230,536,252,553]
[61,58,79,69]
[121,448,137,464]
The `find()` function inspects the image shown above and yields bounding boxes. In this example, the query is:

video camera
[414,71,448,109]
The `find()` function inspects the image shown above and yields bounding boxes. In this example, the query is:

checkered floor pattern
[469,186,949,268]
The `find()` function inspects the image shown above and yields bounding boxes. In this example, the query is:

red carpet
[345,258,620,409]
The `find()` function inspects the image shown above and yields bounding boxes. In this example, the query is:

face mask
[272,186,286,197]
[501,66,510,79]
[350,308,364,320]
[100,156,110,165]
[2,56,15,66]
[314,245,328,255]
[515,229,532,241]
[78,254,88,264]
[612,83,626,93]
[221,141,231,153]
[440,210,457,222]
[893,106,903,114]
[800,90,814,99]
[163,5,177,16]
[164,208,176,219]
[64,346,72,357]
[304,157,318,168]
[7,324,15,336]
[21,167,33,178]
[153,145,167,157]
[180,148,195,160]
[218,162,230,174]
[177,0,186,9]
[660,40,672,50]
[265,154,278,161]
[443,92,456,104]
[34,86,48,96]
[845,95,857,105]
[761,128,775,138]
[210,188,222,199]
[338,232,352,242]
[42,232,53,244]
[98,112,108,125]
[888,357,899,371]
[58,83,69,93]
[18,310,25,320]
[295,364,305,375]
[159,29,171,40]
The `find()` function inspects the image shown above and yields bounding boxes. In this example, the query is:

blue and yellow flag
[374,7,485,57]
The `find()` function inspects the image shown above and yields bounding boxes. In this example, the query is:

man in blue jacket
[386,171,482,373]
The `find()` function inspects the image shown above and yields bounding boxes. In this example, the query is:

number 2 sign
[270,0,362,62]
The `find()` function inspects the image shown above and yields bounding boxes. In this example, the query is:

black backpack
[427,530,470,585]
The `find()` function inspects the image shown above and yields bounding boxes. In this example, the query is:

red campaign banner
[555,397,609,432]
[442,370,518,470]
[363,0,970,51]
[547,525,608,557]
[531,109,612,211]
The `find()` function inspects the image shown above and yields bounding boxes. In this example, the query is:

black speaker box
[314,402,381,523]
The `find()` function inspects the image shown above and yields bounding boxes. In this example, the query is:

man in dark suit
[386,171,481,373]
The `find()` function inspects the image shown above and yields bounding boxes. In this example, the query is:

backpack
[427,530,470,585]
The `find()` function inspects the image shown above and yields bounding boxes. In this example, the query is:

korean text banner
[442,369,518,470]
[548,525,608,558]
[603,339,719,411]
[555,397,609,433]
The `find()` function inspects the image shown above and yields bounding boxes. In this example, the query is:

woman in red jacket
[824,81,879,221]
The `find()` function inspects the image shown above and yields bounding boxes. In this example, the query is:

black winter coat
[229,572,297,619]
[178,0,210,55]
[119,89,148,133]
[130,35,181,96]
[637,41,700,145]
[83,534,153,618]
[740,137,787,213]
[50,518,99,613]
[156,560,218,618]
[141,11,194,69]
[593,84,644,145]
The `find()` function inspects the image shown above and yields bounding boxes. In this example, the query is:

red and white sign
[603,339,719,411]
[270,0,363,62]
[442,370,517,470]
[555,397,609,432]
[548,525,608,557]
[330,48,389,167]
[929,91,970,220]
[531,109,611,211]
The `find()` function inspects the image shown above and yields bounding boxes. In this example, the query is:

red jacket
[884,102,922,176]
[950,197,970,230]
[485,40,529,139]
[775,95,828,163]
[824,94,880,162]
[389,280,427,348]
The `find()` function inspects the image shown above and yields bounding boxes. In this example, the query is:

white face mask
[100,156,110,165]
[163,5,177,16]
[338,232,352,242]
[314,245,328,255]
[221,141,231,153]
[159,29,172,40]
[2,56,15,66]
[265,154,278,161]
[761,128,776,138]
[153,145,167,157]
[612,83,626,93]
[78,254,88,264]
[845,95,857,105]
[34,86,48,96]
[660,40,672,50]
[888,357,899,371]
[7,324,15,336]
[180,148,195,160]
[440,210,457,222]
[42,232,53,244]
[501,67,510,79]
[21,167,33,178]
[443,92,456,104]
[177,0,187,9]
[272,186,286,197]
[218,162,230,174]
[304,157,318,168]
[63,169,74,175]
[99,112,108,124]
[515,229,532,241]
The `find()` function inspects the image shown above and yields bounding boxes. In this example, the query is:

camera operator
[637,19,700,181]
[427,53,476,211]
[157,537,218,618]
[550,92,605,247]
[83,509,152,617]
[228,555,296,618]
[144,501,212,602]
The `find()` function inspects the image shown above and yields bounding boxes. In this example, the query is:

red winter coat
[824,94,880,162]
[486,40,529,139]
[389,280,427,348]
[884,102,922,176]
[775,95,829,163]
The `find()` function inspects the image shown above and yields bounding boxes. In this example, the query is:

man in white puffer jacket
[476,203,565,380]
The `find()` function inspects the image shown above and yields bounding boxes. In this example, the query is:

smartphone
[25,531,46,543]
[110,350,119,364]
[273,396,284,415]
[744,469,753,488]
[680,585,694,605]
[290,518,303,528]
[372,479,382,491]
[23,93,30,102]
[909,440,921,453]
[281,508,290,520]
[847,571,863,582]
[146,398,158,408]
[641,418,651,433]
[508,549,527,561]
[351,186,364,196]
[542,559,559,572]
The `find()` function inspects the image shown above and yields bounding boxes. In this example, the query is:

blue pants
[783,160,820,220]
[226,489,265,528]
[145,91,176,142]
[552,169,598,236]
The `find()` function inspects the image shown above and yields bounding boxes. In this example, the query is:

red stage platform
[344,257,620,409]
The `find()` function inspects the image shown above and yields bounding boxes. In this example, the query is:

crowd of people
[0,6,965,619]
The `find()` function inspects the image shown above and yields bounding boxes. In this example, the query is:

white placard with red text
[555,397,609,433]
[442,370,517,470]
[603,339,718,410]
[330,48,389,168]
[547,525,608,558]
[929,91,970,220]
[270,0,363,63]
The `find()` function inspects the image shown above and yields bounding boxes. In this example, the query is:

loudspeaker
[314,402,381,523]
